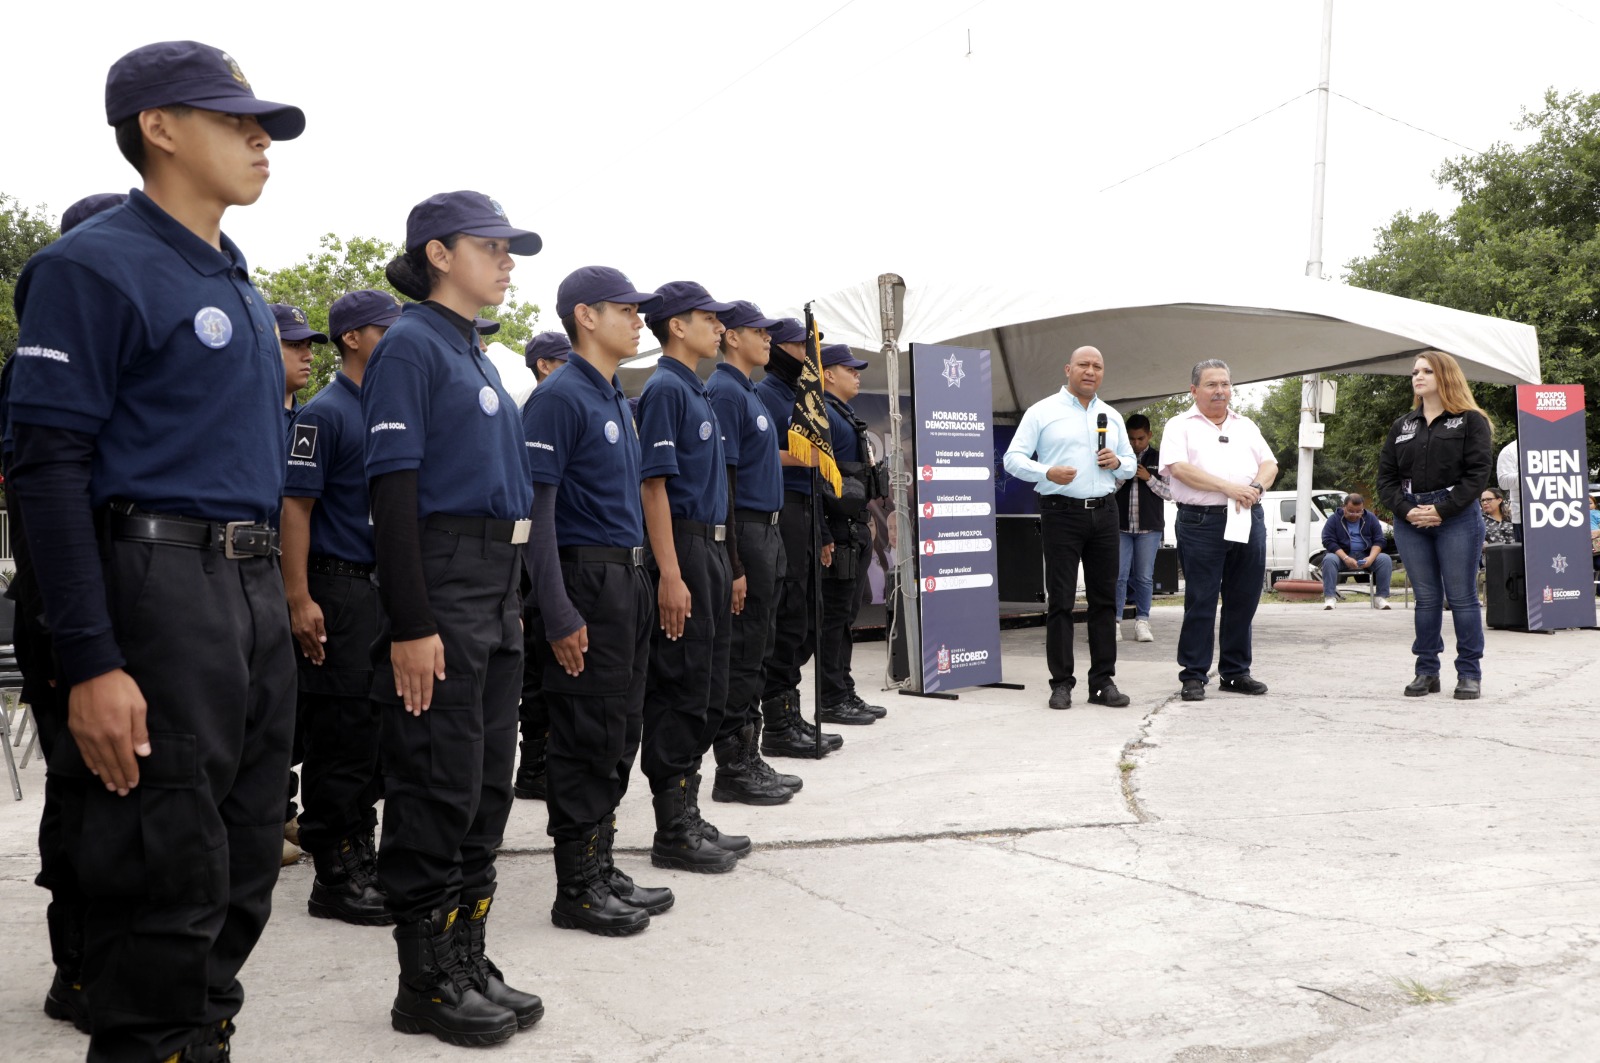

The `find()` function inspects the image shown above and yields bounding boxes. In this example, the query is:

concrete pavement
[3,602,1598,1061]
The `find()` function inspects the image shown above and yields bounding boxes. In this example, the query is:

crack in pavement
[1117,695,1176,824]
[1297,706,1600,760]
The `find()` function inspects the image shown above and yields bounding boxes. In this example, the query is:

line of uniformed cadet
[7,39,889,1063]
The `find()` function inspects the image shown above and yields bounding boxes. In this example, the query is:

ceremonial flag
[788,304,843,496]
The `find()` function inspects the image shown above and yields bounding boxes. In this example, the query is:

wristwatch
[1249,481,1264,494]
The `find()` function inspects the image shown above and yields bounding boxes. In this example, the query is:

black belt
[307,554,374,578]
[1177,503,1232,513]
[558,546,645,567]
[1040,494,1115,510]
[672,518,727,542]
[425,513,531,544]
[783,491,810,505]
[735,508,781,525]
[108,507,278,559]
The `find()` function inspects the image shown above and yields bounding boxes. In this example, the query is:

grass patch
[1118,760,1136,774]
[1393,977,1455,1005]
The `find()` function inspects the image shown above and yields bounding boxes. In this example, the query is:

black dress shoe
[1180,680,1206,702]
[817,699,876,725]
[1048,683,1071,710]
[1219,675,1268,696]
[845,693,888,719]
[1453,677,1481,700]
[1404,674,1441,697]
[1087,683,1131,707]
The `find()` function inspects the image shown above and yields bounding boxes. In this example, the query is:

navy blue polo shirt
[637,356,728,524]
[8,189,286,521]
[521,352,643,548]
[754,373,812,497]
[827,395,861,463]
[285,373,374,564]
[362,303,532,520]
[707,362,783,513]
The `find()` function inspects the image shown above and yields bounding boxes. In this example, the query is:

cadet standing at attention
[362,191,543,1046]
[513,329,573,804]
[282,289,403,927]
[524,267,674,935]
[705,301,804,805]
[6,41,302,1062]
[638,282,745,874]
[754,319,845,758]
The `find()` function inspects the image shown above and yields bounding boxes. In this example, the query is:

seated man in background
[1321,493,1391,610]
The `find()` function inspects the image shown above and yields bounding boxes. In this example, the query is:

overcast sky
[7,0,1599,328]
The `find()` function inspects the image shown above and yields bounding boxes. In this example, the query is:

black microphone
[1096,413,1108,452]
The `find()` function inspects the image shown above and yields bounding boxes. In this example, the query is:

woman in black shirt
[1376,350,1493,700]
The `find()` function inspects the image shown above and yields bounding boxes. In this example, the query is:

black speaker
[1153,545,1180,595]
[996,515,1045,603]
[1484,543,1528,630]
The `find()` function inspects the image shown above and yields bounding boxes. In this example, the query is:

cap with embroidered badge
[525,331,573,367]
[61,193,127,235]
[821,343,867,370]
[327,289,404,340]
[269,303,328,344]
[404,191,541,256]
[105,41,306,141]
[555,266,662,319]
[645,281,736,327]
[717,300,782,331]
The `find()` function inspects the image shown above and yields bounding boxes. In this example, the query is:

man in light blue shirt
[1004,346,1137,710]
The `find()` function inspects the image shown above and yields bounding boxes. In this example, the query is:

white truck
[1162,489,1393,581]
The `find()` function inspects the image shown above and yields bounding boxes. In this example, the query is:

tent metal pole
[1291,0,1334,582]
[879,273,918,692]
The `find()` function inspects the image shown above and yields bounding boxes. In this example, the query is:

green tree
[251,234,541,396]
[1,195,60,357]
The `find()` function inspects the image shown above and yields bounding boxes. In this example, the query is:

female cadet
[1376,350,1493,701]
[361,191,542,1046]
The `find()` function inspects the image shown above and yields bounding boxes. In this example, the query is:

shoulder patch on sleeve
[290,424,318,461]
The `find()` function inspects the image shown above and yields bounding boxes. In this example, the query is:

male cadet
[6,40,302,1062]
[1003,345,1136,710]
[523,267,673,935]
[818,343,888,724]
[705,301,804,805]
[1159,359,1277,701]
[282,289,402,926]
[513,330,572,804]
[2,191,126,1038]
[269,300,326,863]
[637,281,745,874]
[753,318,845,758]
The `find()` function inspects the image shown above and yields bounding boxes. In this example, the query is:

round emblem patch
[193,307,233,349]
[756,414,770,433]
[478,386,500,416]
[605,420,620,444]
[699,420,713,441]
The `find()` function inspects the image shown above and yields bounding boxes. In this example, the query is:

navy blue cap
[105,42,306,141]
[525,331,573,367]
[822,343,868,370]
[645,281,736,327]
[61,193,127,234]
[717,300,782,331]
[270,303,328,344]
[556,266,662,318]
[768,318,808,344]
[474,317,501,336]
[328,289,404,339]
[405,191,541,256]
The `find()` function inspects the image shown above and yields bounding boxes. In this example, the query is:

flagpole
[811,465,824,759]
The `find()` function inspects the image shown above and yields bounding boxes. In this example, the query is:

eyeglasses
[1479,497,1496,504]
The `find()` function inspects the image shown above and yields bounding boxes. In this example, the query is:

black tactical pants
[718,518,784,740]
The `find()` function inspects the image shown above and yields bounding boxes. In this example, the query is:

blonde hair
[1413,350,1493,436]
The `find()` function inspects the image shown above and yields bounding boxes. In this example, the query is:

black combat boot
[513,728,547,800]
[597,814,674,914]
[740,723,802,791]
[309,836,393,925]
[712,730,794,805]
[686,772,751,858]
[457,887,544,1030]
[650,777,739,873]
[845,691,888,719]
[43,899,90,1034]
[790,689,845,752]
[761,691,833,759]
[390,907,518,1046]
[551,832,652,936]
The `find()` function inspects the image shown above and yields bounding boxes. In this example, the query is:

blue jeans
[1173,504,1265,685]
[1117,530,1162,619]
[1320,551,1393,598]
[1391,490,1485,680]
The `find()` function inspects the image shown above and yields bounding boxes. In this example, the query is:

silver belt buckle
[770,511,780,525]
[223,521,251,559]
[1083,497,1099,509]
[630,547,646,566]
[510,519,531,545]
[713,524,727,542]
